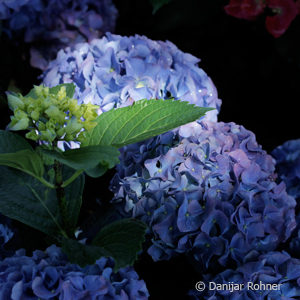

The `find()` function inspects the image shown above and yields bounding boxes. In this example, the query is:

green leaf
[63,166,85,232]
[0,166,64,237]
[149,0,172,13]
[42,145,120,178]
[0,130,32,153]
[62,238,110,267]
[92,219,147,270]
[0,149,45,179]
[49,83,76,98]
[0,131,54,188]
[85,164,108,178]
[82,99,214,148]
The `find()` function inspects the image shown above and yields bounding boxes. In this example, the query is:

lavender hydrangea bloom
[0,0,118,69]
[189,251,300,300]
[272,139,300,200]
[0,245,149,299]
[42,33,221,122]
[110,121,296,267]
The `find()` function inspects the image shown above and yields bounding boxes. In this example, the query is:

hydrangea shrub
[0,245,149,299]
[111,121,296,267]
[42,33,221,122]
[0,0,118,69]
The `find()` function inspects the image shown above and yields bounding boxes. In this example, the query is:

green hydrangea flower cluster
[7,84,98,144]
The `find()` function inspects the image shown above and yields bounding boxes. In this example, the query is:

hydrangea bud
[6,84,98,145]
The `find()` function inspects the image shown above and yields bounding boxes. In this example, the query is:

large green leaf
[0,149,45,179]
[82,99,213,148]
[42,145,120,178]
[0,130,51,186]
[92,219,147,270]
[0,166,64,237]
[0,130,32,153]
[63,166,85,232]
[62,238,110,267]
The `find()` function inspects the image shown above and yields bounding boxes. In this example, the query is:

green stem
[54,159,71,236]
[62,169,83,188]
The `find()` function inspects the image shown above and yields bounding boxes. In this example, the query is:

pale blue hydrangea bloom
[42,33,221,122]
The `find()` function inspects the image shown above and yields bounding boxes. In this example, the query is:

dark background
[0,0,299,299]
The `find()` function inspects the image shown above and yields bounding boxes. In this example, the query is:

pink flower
[296,0,300,14]
[224,0,266,20]
[266,0,298,37]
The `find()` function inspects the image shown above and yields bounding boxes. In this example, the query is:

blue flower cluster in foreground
[42,33,221,122]
[0,245,149,299]
[189,251,300,300]
[272,139,300,258]
[0,0,117,69]
[111,121,296,267]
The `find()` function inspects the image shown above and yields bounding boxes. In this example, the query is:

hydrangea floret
[0,245,149,299]
[0,0,118,69]
[42,33,221,122]
[110,121,296,267]
[7,84,98,144]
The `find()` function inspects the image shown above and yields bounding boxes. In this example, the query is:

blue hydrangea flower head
[272,139,300,257]
[0,0,118,69]
[0,245,149,299]
[189,251,300,299]
[272,139,300,200]
[42,33,221,122]
[110,121,296,268]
